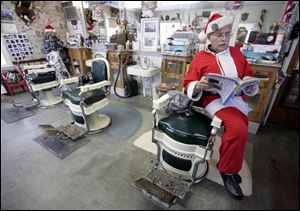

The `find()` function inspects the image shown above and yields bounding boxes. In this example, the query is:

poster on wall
[141,18,159,52]
[2,33,34,62]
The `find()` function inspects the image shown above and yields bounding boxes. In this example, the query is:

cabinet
[106,50,133,89]
[247,64,279,123]
[160,54,192,92]
[68,47,93,76]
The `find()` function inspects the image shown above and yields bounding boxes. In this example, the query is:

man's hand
[195,76,215,92]
[244,85,257,94]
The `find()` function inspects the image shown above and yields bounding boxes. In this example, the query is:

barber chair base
[37,89,62,107]
[133,131,252,197]
[74,113,111,133]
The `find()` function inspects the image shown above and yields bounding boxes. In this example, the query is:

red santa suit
[184,46,258,174]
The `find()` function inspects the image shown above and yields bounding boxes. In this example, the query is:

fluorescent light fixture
[158,1,200,6]
[124,1,141,9]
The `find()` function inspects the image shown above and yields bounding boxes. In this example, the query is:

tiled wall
[1,1,68,61]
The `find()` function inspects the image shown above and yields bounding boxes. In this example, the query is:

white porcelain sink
[127,65,160,77]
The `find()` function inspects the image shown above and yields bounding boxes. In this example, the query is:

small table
[127,65,160,97]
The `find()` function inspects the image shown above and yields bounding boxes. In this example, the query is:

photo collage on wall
[2,33,34,62]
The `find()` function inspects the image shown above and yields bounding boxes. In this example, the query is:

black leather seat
[158,112,213,147]
[27,71,56,84]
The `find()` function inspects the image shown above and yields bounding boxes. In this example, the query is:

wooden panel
[161,54,192,92]
[247,65,279,123]
[268,42,299,130]
[68,47,92,76]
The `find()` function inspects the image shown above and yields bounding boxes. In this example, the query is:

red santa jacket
[184,46,257,117]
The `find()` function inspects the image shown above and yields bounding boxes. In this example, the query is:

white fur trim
[205,96,249,117]
[216,49,238,77]
[206,16,233,35]
[187,81,202,101]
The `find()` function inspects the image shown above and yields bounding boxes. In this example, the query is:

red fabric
[44,24,55,31]
[184,46,254,174]
[215,107,249,174]
[184,46,253,107]
[205,13,223,33]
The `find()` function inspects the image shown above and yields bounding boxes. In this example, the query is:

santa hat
[204,13,233,35]
[44,24,55,32]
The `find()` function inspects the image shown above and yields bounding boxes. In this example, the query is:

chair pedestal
[87,113,111,132]
[74,112,111,132]
[39,89,62,107]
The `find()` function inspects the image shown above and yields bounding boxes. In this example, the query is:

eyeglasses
[213,32,233,39]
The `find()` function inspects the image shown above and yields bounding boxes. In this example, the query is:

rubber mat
[1,107,35,124]
[33,132,90,159]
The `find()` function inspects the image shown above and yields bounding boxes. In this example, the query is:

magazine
[205,73,269,105]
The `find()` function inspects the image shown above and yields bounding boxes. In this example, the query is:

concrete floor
[1,92,299,210]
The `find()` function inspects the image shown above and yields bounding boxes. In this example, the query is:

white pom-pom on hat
[198,31,207,43]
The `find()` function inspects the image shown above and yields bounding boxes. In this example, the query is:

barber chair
[133,93,223,208]
[23,64,62,107]
[59,58,111,133]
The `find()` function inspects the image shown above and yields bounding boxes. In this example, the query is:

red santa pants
[215,107,249,174]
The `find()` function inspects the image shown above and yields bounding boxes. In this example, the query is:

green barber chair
[133,93,223,208]
[59,58,111,133]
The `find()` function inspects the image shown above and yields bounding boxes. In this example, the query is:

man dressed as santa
[184,13,258,200]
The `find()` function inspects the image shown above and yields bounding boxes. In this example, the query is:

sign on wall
[2,33,34,62]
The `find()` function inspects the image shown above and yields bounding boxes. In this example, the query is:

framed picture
[1,11,13,22]
[141,18,159,51]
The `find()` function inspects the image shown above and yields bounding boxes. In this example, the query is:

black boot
[220,172,244,200]
[233,173,242,184]
[216,163,242,183]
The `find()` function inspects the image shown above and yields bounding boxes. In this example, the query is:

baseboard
[248,121,260,134]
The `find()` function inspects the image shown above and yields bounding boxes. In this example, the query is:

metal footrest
[133,177,176,208]
[132,167,192,208]
[58,124,86,140]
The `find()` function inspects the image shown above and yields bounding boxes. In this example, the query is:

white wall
[154,2,286,33]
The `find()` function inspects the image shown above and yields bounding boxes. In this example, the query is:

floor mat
[100,102,142,140]
[1,107,35,123]
[33,133,90,159]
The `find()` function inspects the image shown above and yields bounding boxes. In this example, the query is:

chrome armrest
[79,80,111,96]
[152,94,171,110]
[59,77,79,87]
[23,64,47,71]
[26,67,55,74]
[152,94,172,128]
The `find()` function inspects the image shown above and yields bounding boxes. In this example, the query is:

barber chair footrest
[58,124,87,140]
[132,167,191,208]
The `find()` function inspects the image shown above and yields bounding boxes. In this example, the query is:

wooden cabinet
[160,54,192,92]
[106,50,133,89]
[247,64,279,123]
[68,47,92,76]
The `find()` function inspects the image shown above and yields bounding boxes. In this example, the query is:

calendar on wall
[2,33,34,62]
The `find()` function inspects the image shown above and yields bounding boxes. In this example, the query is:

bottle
[126,41,130,50]
[129,41,132,50]
[275,32,285,46]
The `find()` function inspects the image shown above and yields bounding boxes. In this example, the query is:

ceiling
[104,1,286,11]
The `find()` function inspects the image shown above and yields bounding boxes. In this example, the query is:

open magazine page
[234,77,269,96]
[205,73,240,105]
